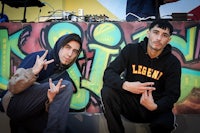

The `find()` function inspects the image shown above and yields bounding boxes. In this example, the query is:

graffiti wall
[0,21,200,114]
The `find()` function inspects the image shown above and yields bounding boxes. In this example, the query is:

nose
[68,49,73,56]
[157,34,162,40]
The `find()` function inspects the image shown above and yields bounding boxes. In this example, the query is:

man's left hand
[140,90,157,111]
[47,78,66,103]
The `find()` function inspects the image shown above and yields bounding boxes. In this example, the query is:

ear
[147,30,150,38]
[167,37,171,44]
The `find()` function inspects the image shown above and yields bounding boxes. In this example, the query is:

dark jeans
[101,86,176,133]
[7,80,73,133]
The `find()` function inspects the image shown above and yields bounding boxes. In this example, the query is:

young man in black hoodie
[101,20,181,133]
[1,33,82,133]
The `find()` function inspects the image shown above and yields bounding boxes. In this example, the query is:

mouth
[62,56,70,63]
[154,42,162,46]
[65,57,71,62]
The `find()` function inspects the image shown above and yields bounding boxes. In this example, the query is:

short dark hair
[149,20,174,35]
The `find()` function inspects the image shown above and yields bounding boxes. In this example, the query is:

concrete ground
[1,112,200,133]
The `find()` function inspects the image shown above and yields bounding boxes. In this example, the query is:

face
[58,40,81,65]
[147,25,171,52]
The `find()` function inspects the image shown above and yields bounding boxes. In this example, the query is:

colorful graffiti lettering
[0,21,200,113]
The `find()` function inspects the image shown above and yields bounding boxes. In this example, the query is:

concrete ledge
[174,114,200,133]
[1,112,200,133]
[0,112,10,133]
[67,113,200,133]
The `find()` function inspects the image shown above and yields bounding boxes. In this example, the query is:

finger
[140,93,144,102]
[52,83,57,91]
[44,64,47,70]
[60,85,66,89]
[49,78,52,85]
[43,59,54,70]
[40,50,48,60]
[141,90,147,99]
[35,55,40,62]
[44,59,54,70]
[49,78,53,88]
[147,86,156,91]
[141,86,155,91]
[144,90,148,97]
[49,83,56,92]
[56,79,63,88]
[45,59,54,65]
[144,82,154,86]
[140,91,146,102]
[148,90,153,98]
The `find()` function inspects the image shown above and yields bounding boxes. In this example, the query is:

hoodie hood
[18,34,82,82]
[49,34,82,71]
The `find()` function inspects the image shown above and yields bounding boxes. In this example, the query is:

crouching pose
[2,33,82,133]
[101,20,181,133]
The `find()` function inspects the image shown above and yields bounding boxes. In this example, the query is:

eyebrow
[152,29,170,36]
[65,44,80,51]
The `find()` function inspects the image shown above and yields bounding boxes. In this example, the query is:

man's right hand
[122,81,155,94]
[32,50,54,75]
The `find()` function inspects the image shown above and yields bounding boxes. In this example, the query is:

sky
[98,0,200,20]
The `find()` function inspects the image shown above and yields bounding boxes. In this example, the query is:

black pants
[7,80,73,133]
[101,86,176,133]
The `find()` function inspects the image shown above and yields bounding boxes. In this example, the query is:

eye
[64,44,80,55]
[153,30,159,35]
[73,49,80,55]
[163,33,170,38]
[64,44,71,49]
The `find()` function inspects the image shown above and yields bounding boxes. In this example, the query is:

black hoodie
[103,37,181,113]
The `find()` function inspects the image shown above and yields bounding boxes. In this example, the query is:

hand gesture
[122,81,155,94]
[47,78,66,103]
[32,50,54,75]
[140,90,157,111]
